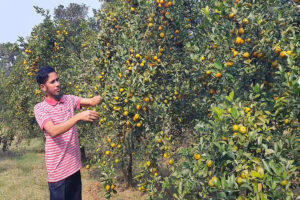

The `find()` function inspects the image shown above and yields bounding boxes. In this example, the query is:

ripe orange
[206,160,213,167]
[243,52,250,59]
[227,61,233,66]
[284,119,290,124]
[237,177,243,185]
[106,185,111,191]
[233,50,239,57]
[242,18,249,25]
[136,104,142,110]
[238,27,245,34]
[194,154,201,160]
[272,60,278,68]
[146,161,151,167]
[239,126,247,134]
[275,46,281,54]
[280,180,288,186]
[229,13,235,19]
[280,51,287,58]
[233,124,239,132]
[133,114,140,121]
[160,32,165,38]
[216,72,222,78]
[208,180,214,187]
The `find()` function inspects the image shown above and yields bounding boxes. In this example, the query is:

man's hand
[80,96,104,107]
[90,95,104,107]
[77,110,99,122]
[43,110,100,137]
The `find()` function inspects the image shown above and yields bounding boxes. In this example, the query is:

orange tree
[76,0,298,199]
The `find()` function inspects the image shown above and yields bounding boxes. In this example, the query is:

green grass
[0,138,147,200]
[0,138,49,200]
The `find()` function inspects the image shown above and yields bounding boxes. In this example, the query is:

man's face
[41,72,61,98]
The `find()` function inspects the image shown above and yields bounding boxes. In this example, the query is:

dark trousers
[48,170,82,200]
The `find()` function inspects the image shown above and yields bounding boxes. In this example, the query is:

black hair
[36,66,56,85]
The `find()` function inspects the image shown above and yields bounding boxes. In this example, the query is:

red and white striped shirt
[34,94,82,182]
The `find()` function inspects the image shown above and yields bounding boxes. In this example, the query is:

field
[0,138,146,200]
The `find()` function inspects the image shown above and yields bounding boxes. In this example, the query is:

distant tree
[54,3,89,22]
[0,43,20,74]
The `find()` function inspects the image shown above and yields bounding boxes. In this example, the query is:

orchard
[0,0,299,199]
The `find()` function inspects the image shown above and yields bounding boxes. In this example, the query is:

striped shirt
[34,94,82,182]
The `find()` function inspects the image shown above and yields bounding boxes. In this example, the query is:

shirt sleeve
[68,95,81,110]
[34,104,52,130]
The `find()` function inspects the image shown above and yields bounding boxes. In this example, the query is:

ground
[0,138,146,200]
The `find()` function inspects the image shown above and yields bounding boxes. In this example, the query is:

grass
[0,138,146,200]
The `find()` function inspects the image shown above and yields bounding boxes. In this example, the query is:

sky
[0,0,103,43]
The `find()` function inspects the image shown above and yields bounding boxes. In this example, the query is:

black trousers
[48,170,82,200]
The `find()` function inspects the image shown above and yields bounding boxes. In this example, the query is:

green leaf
[226,91,234,102]
[204,6,210,18]
[231,107,239,119]
[214,61,223,70]
[253,84,260,93]
[265,149,275,155]
[251,171,261,178]
[214,107,225,118]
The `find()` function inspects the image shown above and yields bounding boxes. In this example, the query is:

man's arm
[43,110,99,137]
[80,95,104,107]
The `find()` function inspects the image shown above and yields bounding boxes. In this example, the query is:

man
[34,66,103,200]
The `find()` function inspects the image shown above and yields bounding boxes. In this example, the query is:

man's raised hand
[78,110,99,122]
[90,95,104,106]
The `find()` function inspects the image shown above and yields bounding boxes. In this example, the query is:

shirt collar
[45,95,65,106]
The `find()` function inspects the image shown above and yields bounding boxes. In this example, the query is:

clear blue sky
[0,0,103,43]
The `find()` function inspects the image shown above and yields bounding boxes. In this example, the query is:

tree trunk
[80,146,87,162]
[126,152,133,187]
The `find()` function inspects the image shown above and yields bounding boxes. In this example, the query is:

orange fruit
[243,52,250,59]
[194,154,201,160]
[238,27,245,34]
[206,160,213,167]
[146,161,151,167]
[106,185,111,191]
[229,13,235,19]
[227,61,233,66]
[242,18,249,25]
[216,72,222,78]
[136,122,142,127]
[280,51,287,58]
[136,104,142,110]
[233,124,239,131]
[239,126,247,134]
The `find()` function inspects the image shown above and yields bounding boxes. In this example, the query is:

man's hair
[36,66,56,85]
